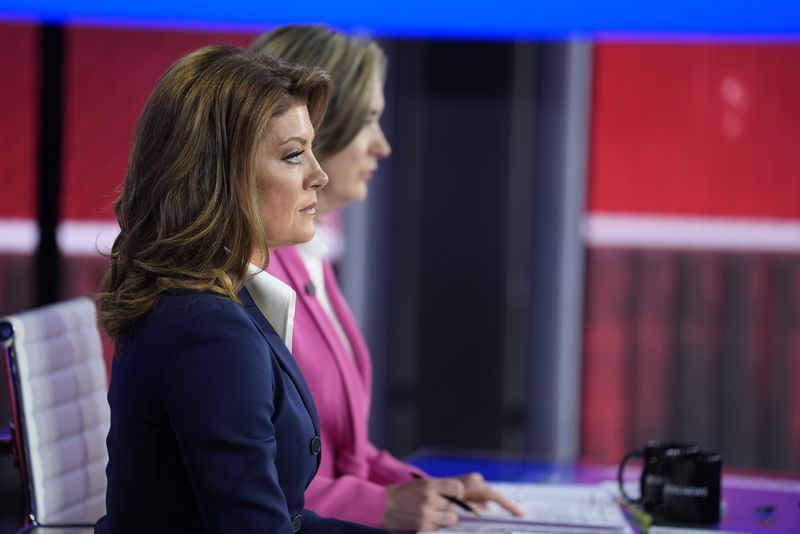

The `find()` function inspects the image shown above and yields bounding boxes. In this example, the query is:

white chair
[1,297,109,532]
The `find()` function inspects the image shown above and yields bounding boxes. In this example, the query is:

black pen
[411,472,481,517]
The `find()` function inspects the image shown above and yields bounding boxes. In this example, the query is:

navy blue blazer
[98,288,393,533]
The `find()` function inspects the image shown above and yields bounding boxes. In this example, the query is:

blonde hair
[98,45,330,344]
[251,25,386,160]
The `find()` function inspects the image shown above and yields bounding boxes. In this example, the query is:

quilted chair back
[1,297,109,530]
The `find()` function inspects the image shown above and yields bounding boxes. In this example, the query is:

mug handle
[618,450,644,503]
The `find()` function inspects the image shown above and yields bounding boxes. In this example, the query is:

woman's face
[256,102,328,253]
[317,75,391,213]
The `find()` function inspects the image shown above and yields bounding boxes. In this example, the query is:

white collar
[244,263,297,350]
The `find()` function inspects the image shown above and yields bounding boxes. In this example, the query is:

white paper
[431,482,632,534]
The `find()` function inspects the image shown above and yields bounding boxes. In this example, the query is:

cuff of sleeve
[368,448,422,486]
[305,475,389,528]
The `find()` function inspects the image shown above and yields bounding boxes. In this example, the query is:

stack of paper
[423,482,633,534]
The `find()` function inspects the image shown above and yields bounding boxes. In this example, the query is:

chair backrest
[1,297,109,528]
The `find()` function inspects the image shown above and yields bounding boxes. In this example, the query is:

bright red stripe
[588,43,800,220]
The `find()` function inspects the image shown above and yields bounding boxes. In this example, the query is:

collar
[244,263,296,350]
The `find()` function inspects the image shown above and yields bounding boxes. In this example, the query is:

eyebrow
[278,136,311,147]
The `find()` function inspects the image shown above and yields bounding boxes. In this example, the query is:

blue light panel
[1,0,799,39]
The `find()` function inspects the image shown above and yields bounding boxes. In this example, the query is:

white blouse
[244,263,297,351]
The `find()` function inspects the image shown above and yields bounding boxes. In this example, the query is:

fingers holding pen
[455,472,525,517]
[387,472,526,531]
[382,478,463,532]
[430,476,466,501]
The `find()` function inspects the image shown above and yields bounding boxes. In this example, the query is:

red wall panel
[0,23,38,218]
[584,42,800,471]
[588,43,800,220]
[61,26,257,221]
[581,250,630,460]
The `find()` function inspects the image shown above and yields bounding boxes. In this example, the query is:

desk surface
[406,449,800,534]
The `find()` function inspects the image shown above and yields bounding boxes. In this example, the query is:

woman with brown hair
[253,26,522,532]
[96,44,393,533]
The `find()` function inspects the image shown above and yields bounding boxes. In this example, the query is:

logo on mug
[663,483,709,497]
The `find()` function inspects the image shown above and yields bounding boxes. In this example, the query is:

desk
[406,449,800,534]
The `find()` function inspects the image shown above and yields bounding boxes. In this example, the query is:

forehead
[369,73,385,110]
[264,102,314,142]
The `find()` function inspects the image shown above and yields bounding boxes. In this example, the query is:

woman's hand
[381,478,464,532]
[453,472,524,517]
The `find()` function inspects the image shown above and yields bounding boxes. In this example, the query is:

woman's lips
[300,202,317,215]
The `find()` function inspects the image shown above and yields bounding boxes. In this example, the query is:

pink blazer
[267,246,418,527]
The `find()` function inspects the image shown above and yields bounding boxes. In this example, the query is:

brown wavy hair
[251,25,386,160]
[98,45,330,345]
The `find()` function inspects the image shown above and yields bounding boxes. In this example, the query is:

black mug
[618,440,722,525]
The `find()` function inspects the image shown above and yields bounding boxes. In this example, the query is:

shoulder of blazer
[143,290,255,341]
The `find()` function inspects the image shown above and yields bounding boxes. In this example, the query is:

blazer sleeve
[305,471,389,527]
[301,508,397,533]
[303,444,425,527]
[364,441,425,486]
[162,305,296,534]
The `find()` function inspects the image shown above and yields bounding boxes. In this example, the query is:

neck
[251,248,270,268]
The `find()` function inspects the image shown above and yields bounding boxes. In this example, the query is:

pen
[620,500,652,533]
[411,472,481,517]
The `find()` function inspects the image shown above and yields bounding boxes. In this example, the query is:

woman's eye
[283,150,304,164]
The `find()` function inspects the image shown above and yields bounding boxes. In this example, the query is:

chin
[348,186,369,205]
[296,228,316,245]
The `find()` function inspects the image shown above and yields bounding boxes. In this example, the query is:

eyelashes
[283,142,320,164]
[282,150,304,164]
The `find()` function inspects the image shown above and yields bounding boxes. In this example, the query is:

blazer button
[310,436,322,455]
[304,281,316,296]
[292,514,303,532]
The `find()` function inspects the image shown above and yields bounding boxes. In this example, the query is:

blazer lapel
[271,248,369,448]
[273,248,350,359]
[322,260,372,399]
[238,287,320,433]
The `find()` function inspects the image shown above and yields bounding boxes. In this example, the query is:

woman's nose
[309,167,328,190]
[372,125,391,158]
[306,155,328,190]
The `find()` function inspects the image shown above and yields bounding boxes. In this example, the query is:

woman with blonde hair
[253,26,522,532]
[96,44,393,533]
